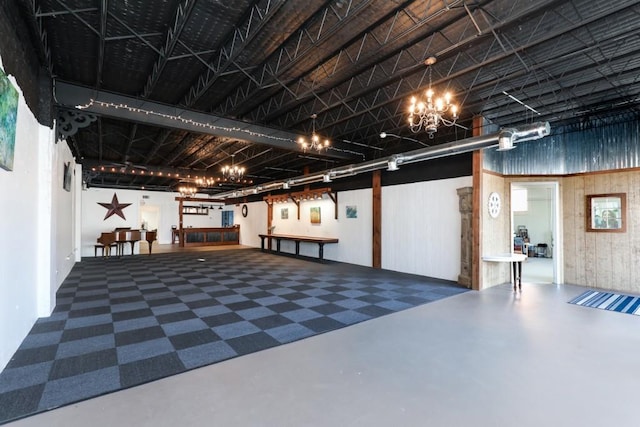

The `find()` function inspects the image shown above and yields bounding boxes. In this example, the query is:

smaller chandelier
[178,185,197,198]
[221,154,245,182]
[298,114,330,152]
[408,57,459,138]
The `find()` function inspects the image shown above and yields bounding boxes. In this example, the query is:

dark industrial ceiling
[14,0,640,194]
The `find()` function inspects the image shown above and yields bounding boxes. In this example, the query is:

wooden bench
[258,234,338,261]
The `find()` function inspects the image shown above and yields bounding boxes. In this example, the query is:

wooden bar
[182,226,240,247]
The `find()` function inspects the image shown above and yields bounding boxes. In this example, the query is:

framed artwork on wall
[346,205,357,218]
[310,207,321,224]
[0,66,19,172]
[63,162,72,191]
[586,193,626,232]
[281,207,288,219]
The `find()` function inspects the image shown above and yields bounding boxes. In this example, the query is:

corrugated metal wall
[484,115,640,175]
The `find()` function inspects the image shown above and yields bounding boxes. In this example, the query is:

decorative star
[98,193,131,220]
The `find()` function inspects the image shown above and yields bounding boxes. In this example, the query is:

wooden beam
[175,196,225,203]
[372,170,381,268]
[471,115,485,290]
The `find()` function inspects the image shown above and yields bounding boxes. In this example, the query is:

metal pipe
[217,122,550,199]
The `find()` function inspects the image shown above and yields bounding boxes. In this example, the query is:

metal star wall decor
[98,193,131,220]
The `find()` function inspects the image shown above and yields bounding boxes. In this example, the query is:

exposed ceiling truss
[10,0,640,194]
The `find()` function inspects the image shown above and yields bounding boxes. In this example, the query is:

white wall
[236,189,372,266]
[50,139,77,308]
[80,188,190,255]
[513,186,554,249]
[234,201,268,248]
[382,176,472,281]
[236,177,469,280]
[0,58,66,369]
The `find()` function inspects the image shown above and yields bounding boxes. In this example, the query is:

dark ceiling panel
[12,0,640,194]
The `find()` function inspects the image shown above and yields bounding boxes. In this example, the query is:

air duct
[216,122,550,199]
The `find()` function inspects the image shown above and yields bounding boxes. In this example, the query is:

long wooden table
[258,233,339,261]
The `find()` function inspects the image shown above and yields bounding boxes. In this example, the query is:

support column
[178,199,184,247]
[457,187,473,288]
[266,200,273,250]
[372,170,381,269]
[471,115,486,290]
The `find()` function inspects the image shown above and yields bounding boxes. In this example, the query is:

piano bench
[95,243,117,257]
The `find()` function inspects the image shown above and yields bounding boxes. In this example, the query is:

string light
[76,99,295,143]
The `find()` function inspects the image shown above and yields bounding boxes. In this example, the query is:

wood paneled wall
[562,170,640,292]
[481,171,511,289]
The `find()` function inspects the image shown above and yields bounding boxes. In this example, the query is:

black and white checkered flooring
[0,249,467,424]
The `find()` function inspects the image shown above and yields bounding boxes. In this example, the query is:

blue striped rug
[569,290,640,315]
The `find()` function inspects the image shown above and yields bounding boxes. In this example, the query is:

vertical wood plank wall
[562,169,640,293]
[478,168,640,293]
[481,171,510,288]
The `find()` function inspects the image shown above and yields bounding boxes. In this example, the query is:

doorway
[511,182,562,284]
[140,204,160,232]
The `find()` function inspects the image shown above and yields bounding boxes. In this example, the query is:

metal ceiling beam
[217,0,378,117]
[181,0,289,108]
[121,123,138,162]
[327,24,640,144]
[222,0,465,119]
[276,0,639,136]
[144,128,173,163]
[271,0,564,130]
[142,0,197,98]
[54,81,358,159]
[22,0,53,72]
[96,0,107,88]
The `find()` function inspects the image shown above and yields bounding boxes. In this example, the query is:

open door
[511,182,562,284]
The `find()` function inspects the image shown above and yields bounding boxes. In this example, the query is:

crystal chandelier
[221,154,245,182]
[408,57,459,138]
[297,114,330,152]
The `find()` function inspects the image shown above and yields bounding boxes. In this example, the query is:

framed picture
[63,162,72,191]
[310,206,321,224]
[346,205,357,218]
[586,193,626,232]
[0,66,19,172]
[281,207,288,219]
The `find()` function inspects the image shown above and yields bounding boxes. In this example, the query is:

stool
[536,243,548,257]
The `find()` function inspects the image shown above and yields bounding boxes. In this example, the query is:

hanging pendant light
[407,57,460,138]
[221,154,245,182]
[297,114,330,152]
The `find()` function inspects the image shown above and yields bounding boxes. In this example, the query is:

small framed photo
[310,206,321,224]
[281,207,288,219]
[586,193,626,232]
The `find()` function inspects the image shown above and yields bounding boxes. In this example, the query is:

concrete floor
[7,281,638,426]
[522,256,553,284]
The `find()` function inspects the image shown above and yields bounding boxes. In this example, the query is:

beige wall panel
[481,172,510,289]
[563,170,640,293]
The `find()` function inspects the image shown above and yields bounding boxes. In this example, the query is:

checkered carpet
[0,249,467,424]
